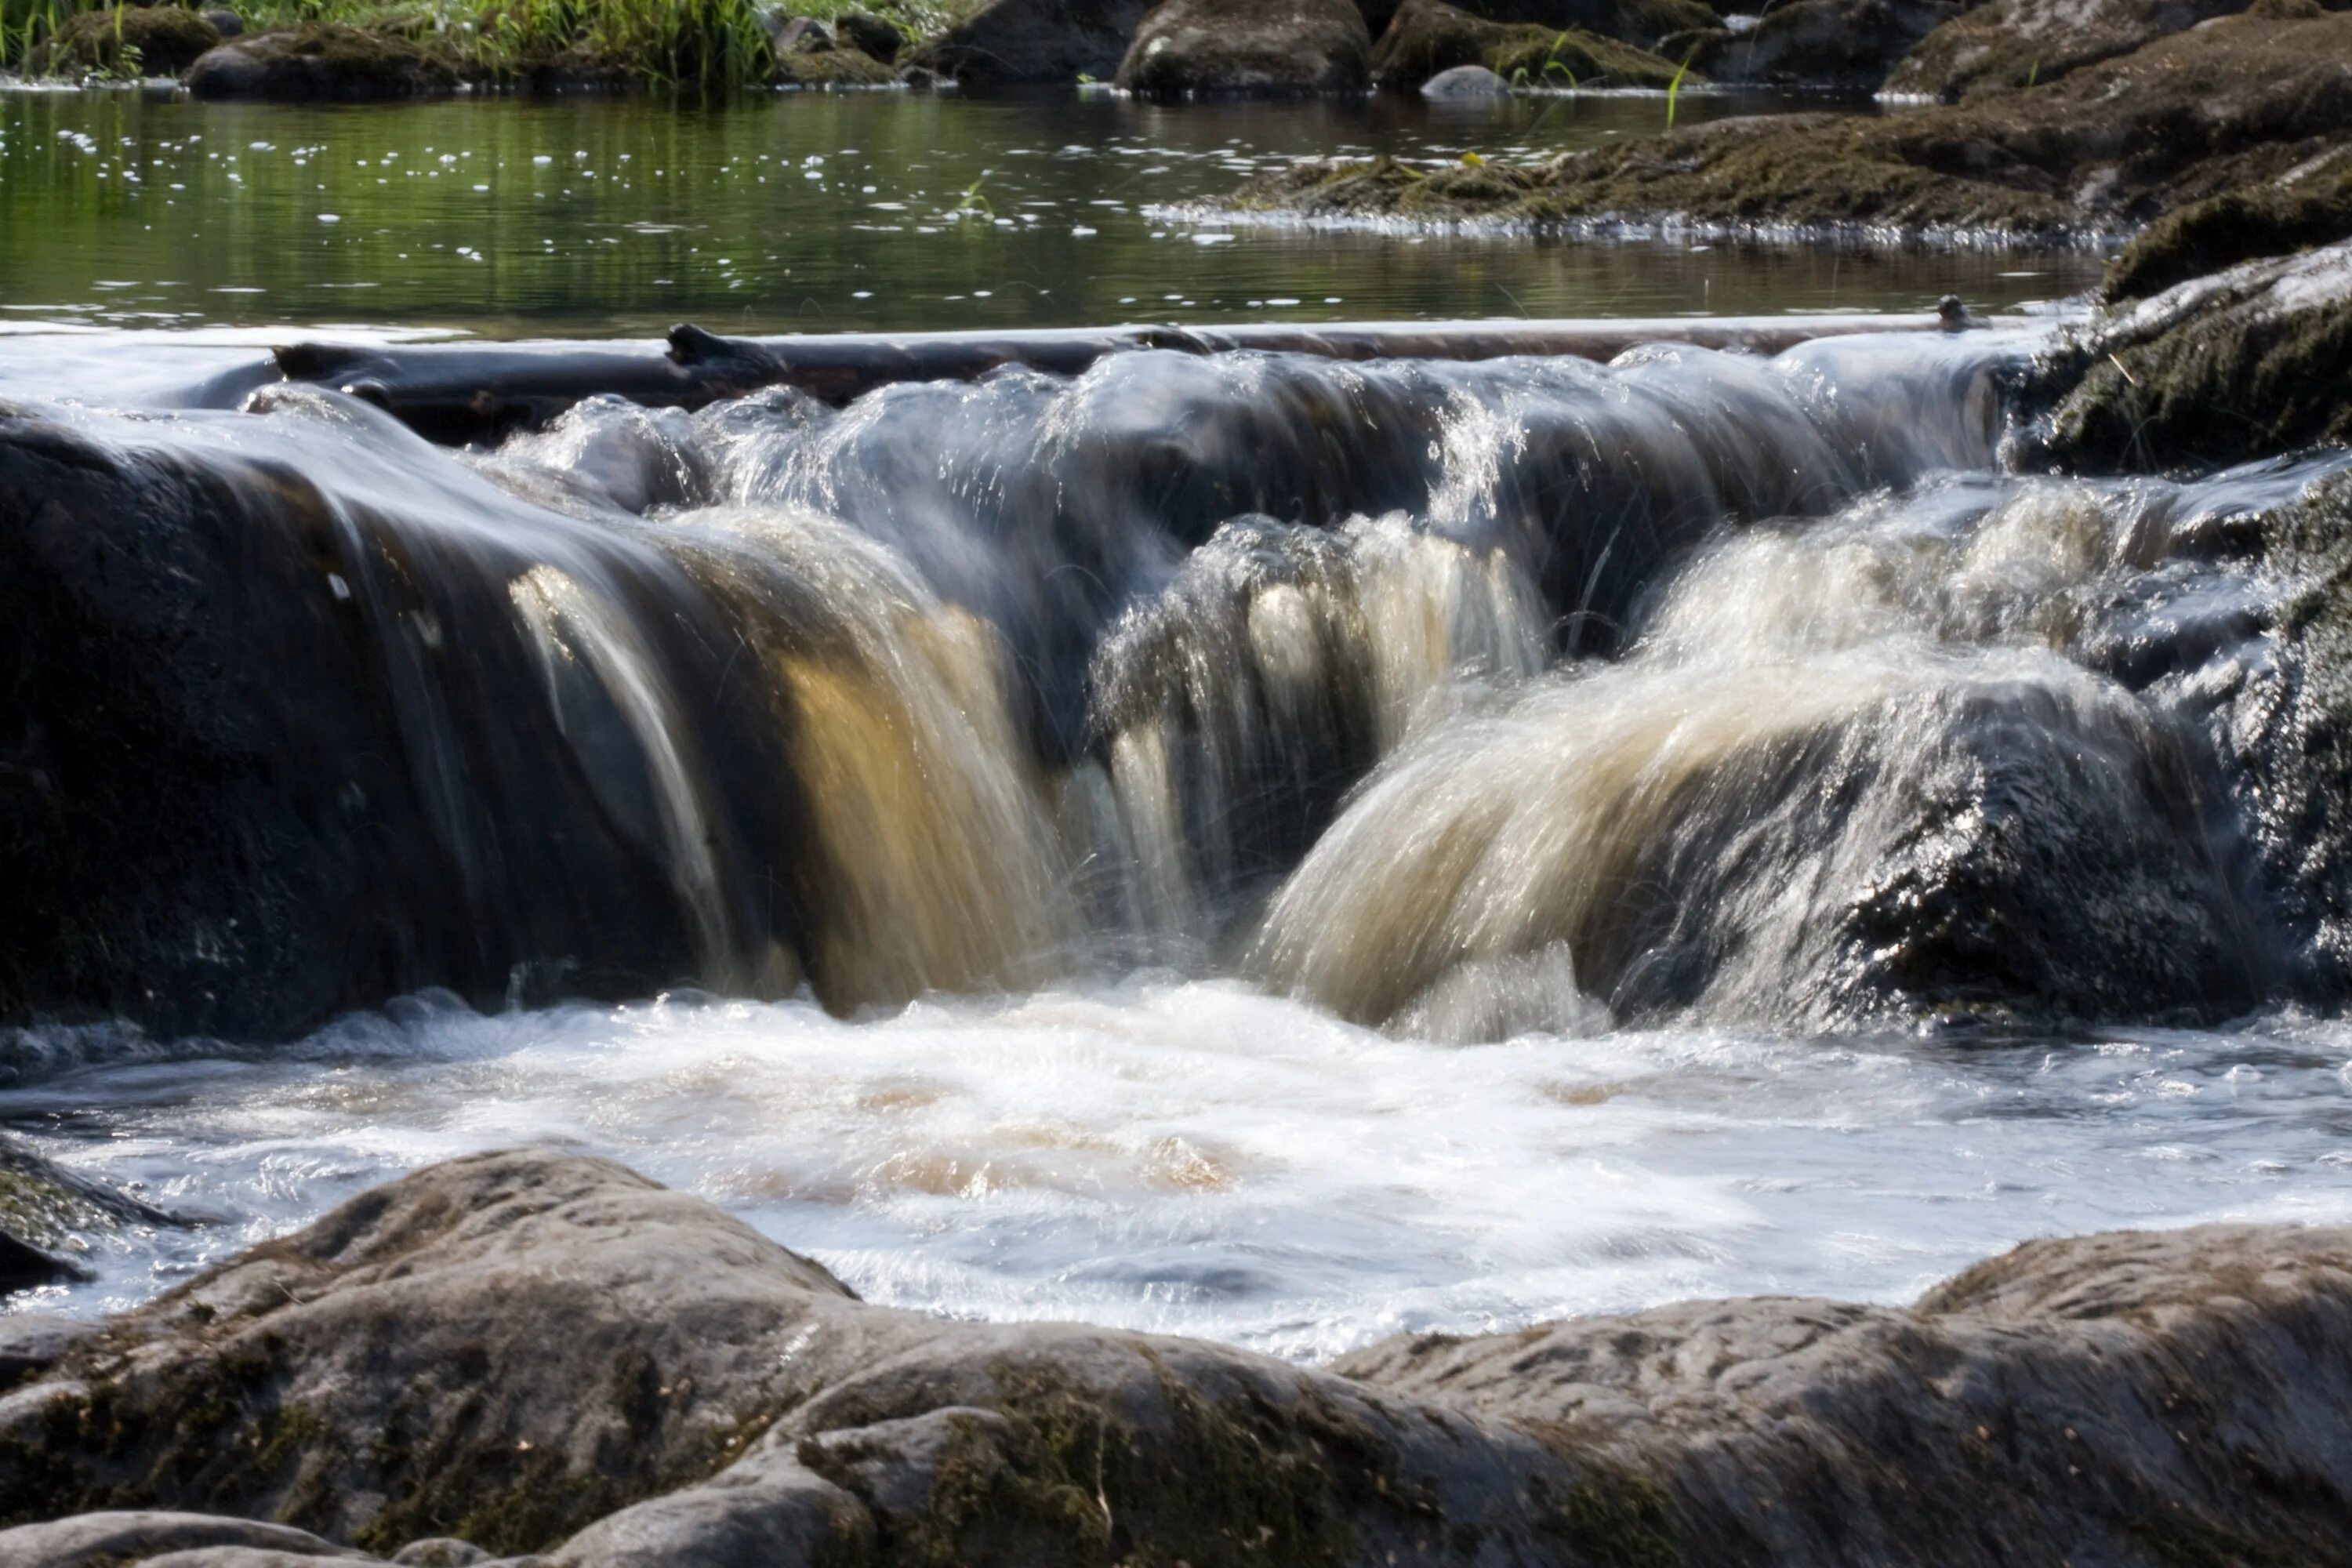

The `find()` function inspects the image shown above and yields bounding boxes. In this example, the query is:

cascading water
[7,325,2352,1356]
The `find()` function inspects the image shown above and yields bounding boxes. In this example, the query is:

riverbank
[4,1146,2350,1566]
[1221,9,2352,251]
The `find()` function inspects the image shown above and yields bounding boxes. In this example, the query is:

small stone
[1420,63,1508,96]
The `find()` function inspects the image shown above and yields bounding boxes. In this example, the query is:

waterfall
[13,327,2344,1041]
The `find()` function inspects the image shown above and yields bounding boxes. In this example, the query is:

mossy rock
[1371,0,1687,89]
[1246,11,2352,246]
[2038,239,2352,474]
[2103,159,2352,302]
[772,45,902,85]
[183,22,461,100]
[1682,0,1959,90]
[1885,0,2271,103]
[32,5,221,77]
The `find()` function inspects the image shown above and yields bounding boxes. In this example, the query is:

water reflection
[0,87,2105,335]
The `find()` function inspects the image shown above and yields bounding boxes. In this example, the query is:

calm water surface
[0,86,2104,336]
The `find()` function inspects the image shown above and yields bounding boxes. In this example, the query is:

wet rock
[833,11,903,61]
[390,1539,493,1566]
[0,1316,100,1392]
[1679,0,1959,90]
[902,0,1154,85]
[1440,0,1716,47]
[770,45,898,85]
[759,11,832,54]
[2220,468,2352,997]
[0,1233,91,1294]
[0,393,831,1040]
[2101,153,2352,302]
[1882,0,2329,103]
[32,6,220,78]
[2,1149,2350,1564]
[2034,238,2352,474]
[200,9,242,39]
[1116,0,1373,95]
[1240,10,2352,244]
[1420,60,1508,93]
[184,24,460,101]
[1369,0,1686,90]
[0,1512,376,1565]
[2,1135,180,1297]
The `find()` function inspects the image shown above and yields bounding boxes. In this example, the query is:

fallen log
[277,310,2027,445]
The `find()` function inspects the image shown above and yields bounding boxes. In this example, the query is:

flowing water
[3,91,2342,1364]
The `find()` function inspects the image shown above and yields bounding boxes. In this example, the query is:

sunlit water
[0,87,2104,335]
[0,83,2308,1367]
[9,990,2352,1360]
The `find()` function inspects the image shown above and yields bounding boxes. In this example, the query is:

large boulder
[1369,0,1687,89]
[5,1149,2352,1564]
[31,5,220,77]
[1116,0,1373,94]
[902,0,1154,83]
[1883,0,2346,103]
[1673,0,1962,89]
[184,23,460,100]
[0,397,807,1041]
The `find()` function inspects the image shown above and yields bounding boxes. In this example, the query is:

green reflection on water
[0,86,2106,337]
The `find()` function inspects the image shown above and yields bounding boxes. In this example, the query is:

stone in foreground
[2,1149,2349,1565]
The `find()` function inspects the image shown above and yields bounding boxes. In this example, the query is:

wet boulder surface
[32,5,222,78]
[1883,0,2351,103]
[1116,0,1374,95]
[1238,9,2352,243]
[183,23,461,100]
[1669,0,1962,90]
[2031,236,2352,474]
[902,0,1155,83]
[1,1149,2350,1566]
[1368,0,1686,90]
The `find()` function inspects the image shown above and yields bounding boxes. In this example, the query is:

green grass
[4,0,969,88]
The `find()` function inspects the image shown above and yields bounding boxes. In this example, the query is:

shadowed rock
[1883,0,2347,103]
[0,1149,2349,1564]
[32,5,220,77]
[1668,0,1960,90]
[1117,0,1374,95]
[902,0,1153,83]
[184,23,460,100]
[1369,0,1686,90]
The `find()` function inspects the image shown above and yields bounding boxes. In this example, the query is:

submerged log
[277,313,2023,445]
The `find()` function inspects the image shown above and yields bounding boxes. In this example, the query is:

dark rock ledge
[3,1148,2350,1566]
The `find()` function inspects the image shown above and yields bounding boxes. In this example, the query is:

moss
[797,1357,1380,1566]
[0,1354,343,1530]
[2103,165,2352,303]
[2046,277,2352,473]
[772,45,899,85]
[1544,1472,1683,1568]
[31,5,222,78]
[1243,13,2352,248]
[1370,0,1688,91]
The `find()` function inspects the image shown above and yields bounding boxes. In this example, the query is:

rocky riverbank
[1227,9,2352,249]
[2,1148,2349,1566]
